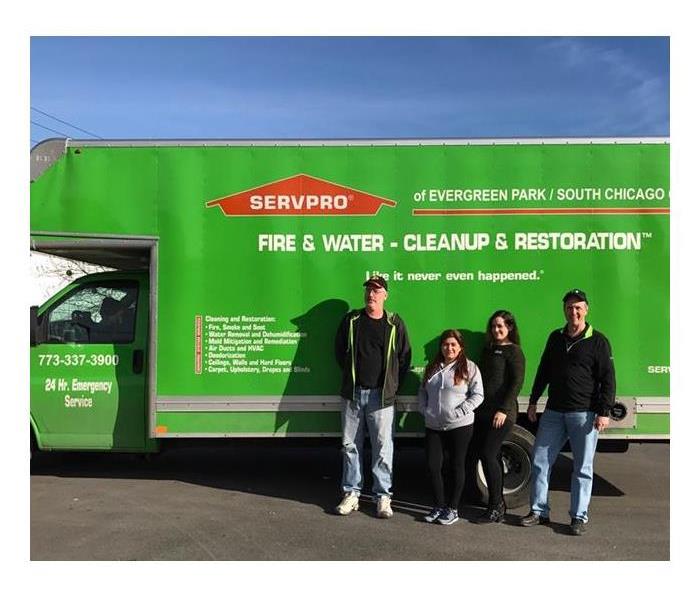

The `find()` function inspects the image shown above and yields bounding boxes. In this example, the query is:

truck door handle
[133,349,144,374]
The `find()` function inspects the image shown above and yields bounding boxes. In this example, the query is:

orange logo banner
[206,174,396,216]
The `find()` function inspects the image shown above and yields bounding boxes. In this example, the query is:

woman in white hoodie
[418,329,484,525]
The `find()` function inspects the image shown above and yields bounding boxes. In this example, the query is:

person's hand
[595,415,610,431]
[527,404,538,423]
[492,411,507,429]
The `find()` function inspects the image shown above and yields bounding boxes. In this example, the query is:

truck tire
[30,426,38,461]
[475,424,535,509]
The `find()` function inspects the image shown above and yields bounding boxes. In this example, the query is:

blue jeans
[530,409,599,522]
[341,387,395,499]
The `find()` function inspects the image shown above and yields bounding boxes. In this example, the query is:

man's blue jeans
[530,409,599,522]
[341,387,395,499]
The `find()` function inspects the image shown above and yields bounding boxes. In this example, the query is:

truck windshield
[46,282,138,344]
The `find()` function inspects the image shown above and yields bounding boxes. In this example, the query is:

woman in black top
[472,310,525,523]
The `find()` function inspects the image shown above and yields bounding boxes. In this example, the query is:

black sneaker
[437,507,459,525]
[570,518,587,536]
[519,511,550,527]
[476,504,506,524]
[423,507,443,523]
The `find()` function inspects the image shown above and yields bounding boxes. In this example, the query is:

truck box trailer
[29,137,670,507]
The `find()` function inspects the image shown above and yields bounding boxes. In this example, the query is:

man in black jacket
[519,289,615,535]
[333,275,411,519]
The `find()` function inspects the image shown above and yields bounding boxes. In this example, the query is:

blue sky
[30,36,669,143]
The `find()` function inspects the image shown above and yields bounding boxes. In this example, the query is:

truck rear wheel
[475,424,534,509]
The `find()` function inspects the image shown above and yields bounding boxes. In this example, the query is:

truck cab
[30,270,156,452]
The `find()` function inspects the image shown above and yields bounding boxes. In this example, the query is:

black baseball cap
[363,275,388,291]
[562,288,588,303]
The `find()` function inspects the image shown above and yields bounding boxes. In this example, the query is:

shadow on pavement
[30,439,624,514]
[549,453,624,497]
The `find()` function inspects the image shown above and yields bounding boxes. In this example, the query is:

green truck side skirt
[154,411,668,438]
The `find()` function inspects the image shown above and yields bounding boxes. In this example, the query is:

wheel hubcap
[476,440,532,495]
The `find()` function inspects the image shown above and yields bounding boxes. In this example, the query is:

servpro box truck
[30,137,669,507]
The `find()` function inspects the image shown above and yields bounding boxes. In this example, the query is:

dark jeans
[425,424,474,509]
[471,414,514,508]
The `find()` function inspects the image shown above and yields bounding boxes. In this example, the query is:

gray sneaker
[570,518,587,536]
[437,507,459,525]
[376,496,393,519]
[335,493,359,515]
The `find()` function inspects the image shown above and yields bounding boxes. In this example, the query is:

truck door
[30,276,149,451]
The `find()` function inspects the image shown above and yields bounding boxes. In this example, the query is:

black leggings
[471,415,514,507]
[425,424,473,509]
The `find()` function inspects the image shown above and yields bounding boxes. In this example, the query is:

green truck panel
[30,139,670,451]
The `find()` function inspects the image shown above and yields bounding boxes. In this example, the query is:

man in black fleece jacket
[519,289,616,536]
[333,275,411,519]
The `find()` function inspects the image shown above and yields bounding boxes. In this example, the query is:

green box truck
[29,137,670,507]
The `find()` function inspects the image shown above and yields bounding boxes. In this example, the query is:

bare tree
[30,251,113,305]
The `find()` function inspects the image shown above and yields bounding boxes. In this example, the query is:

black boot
[476,502,506,524]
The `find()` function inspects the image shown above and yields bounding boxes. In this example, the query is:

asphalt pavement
[30,440,669,560]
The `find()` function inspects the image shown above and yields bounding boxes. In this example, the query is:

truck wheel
[30,426,38,461]
[475,424,534,509]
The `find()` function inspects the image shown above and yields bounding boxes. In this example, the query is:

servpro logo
[206,174,396,216]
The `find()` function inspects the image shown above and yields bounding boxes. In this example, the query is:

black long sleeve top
[477,344,525,423]
[528,324,616,416]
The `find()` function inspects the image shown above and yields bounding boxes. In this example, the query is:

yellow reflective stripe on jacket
[382,313,397,401]
[348,313,361,387]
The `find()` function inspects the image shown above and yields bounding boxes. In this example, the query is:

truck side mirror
[30,306,42,346]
